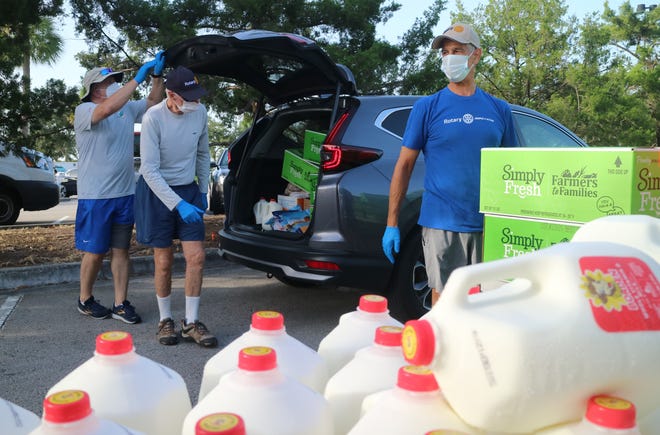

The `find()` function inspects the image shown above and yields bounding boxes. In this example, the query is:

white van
[0,145,60,225]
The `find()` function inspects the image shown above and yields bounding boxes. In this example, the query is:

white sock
[157,295,172,321]
[185,296,200,325]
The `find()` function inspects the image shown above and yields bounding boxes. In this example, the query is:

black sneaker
[112,300,141,324]
[77,296,111,319]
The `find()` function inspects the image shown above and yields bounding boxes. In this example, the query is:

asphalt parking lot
[0,258,363,416]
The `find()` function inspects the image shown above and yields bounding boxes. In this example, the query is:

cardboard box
[303,130,325,163]
[281,149,319,193]
[483,215,581,262]
[277,194,310,210]
[480,148,660,223]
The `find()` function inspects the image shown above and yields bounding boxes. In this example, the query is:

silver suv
[167,30,587,320]
[0,145,60,225]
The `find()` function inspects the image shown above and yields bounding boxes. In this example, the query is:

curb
[0,249,224,292]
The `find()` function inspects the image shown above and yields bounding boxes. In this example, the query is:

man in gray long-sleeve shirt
[135,66,217,347]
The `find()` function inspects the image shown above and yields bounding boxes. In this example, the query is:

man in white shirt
[135,66,216,347]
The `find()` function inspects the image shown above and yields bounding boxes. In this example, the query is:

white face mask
[105,82,121,98]
[441,51,474,83]
[177,100,200,113]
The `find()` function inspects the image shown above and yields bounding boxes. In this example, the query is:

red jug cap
[95,331,133,355]
[358,294,388,313]
[195,412,246,435]
[251,311,284,331]
[238,346,277,371]
[397,365,439,392]
[585,395,637,429]
[43,390,92,423]
[402,320,436,366]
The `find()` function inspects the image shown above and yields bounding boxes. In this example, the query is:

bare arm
[387,146,420,227]
[90,79,140,125]
[146,77,164,109]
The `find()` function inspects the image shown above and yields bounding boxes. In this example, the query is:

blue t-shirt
[402,87,519,232]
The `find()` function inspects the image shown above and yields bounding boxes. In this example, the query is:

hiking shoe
[181,320,218,348]
[77,296,111,319]
[157,318,179,345]
[112,300,142,324]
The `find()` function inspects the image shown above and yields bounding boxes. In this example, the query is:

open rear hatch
[166,30,357,237]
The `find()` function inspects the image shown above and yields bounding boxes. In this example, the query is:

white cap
[432,23,481,49]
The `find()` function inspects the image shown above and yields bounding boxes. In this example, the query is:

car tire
[0,189,20,225]
[59,184,67,198]
[388,226,432,321]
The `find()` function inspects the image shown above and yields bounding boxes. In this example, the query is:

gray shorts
[422,227,483,293]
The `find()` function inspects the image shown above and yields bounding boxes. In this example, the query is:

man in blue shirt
[382,23,519,306]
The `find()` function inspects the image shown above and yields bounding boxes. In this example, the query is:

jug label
[580,256,660,332]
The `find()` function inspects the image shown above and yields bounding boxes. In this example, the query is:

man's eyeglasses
[99,68,114,76]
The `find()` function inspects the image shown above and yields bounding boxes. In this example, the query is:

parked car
[208,148,229,214]
[0,144,60,225]
[166,30,588,320]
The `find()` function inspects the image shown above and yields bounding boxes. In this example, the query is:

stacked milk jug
[183,346,332,435]
[317,294,403,377]
[1,397,40,435]
[323,324,408,434]
[198,310,327,400]
[45,331,190,435]
[401,215,660,434]
[348,365,478,434]
[29,390,144,434]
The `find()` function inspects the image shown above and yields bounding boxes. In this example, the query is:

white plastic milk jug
[1,397,40,435]
[317,294,403,377]
[348,365,481,435]
[46,331,191,435]
[261,199,283,230]
[29,390,144,435]
[194,412,246,435]
[535,395,641,434]
[253,197,267,225]
[571,214,660,263]
[198,310,328,400]
[182,346,333,435]
[402,241,660,434]
[324,325,407,435]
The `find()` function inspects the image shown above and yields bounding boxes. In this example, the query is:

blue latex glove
[201,194,208,212]
[176,200,204,223]
[153,50,166,76]
[382,226,400,264]
[134,59,158,84]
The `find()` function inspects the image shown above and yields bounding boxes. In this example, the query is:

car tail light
[304,260,341,271]
[320,112,383,173]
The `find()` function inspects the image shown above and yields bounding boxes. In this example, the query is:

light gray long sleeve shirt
[139,99,210,210]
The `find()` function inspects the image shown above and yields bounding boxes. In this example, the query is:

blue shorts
[75,195,135,254]
[134,177,205,248]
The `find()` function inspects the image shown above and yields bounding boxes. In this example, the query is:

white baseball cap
[432,23,481,49]
[81,67,124,101]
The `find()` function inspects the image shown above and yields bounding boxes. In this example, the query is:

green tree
[452,0,576,109]
[21,16,64,137]
[545,2,657,147]
[0,0,78,156]
[67,0,446,135]
[601,1,659,146]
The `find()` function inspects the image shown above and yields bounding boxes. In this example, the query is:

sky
[29,0,626,90]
